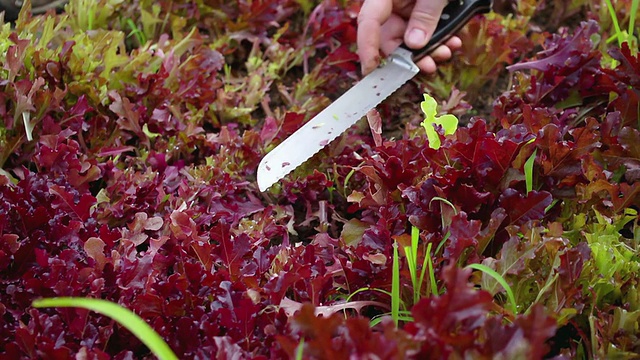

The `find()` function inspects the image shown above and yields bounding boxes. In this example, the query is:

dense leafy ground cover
[1,0,640,358]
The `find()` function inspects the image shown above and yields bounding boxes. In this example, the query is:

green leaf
[32,297,178,360]
[583,209,640,304]
[140,3,163,42]
[142,124,160,139]
[341,218,368,247]
[295,0,314,15]
[420,94,458,150]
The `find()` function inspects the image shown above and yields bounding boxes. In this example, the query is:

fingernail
[407,28,426,47]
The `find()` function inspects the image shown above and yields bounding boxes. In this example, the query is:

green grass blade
[466,264,518,315]
[630,0,639,36]
[417,242,434,297]
[524,149,537,194]
[404,245,417,304]
[88,5,95,31]
[417,241,430,299]
[427,252,438,296]
[370,316,384,327]
[126,19,147,45]
[343,167,356,194]
[392,241,400,326]
[604,0,623,46]
[430,197,457,214]
[411,226,419,261]
[32,297,178,360]
[295,338,304,360]
[434,231,450,256]
[345,287,393,302]
[545,199,559,214]
[409,226,420,304]
[430,197,458,230]
[370,312,414,327]
[344,287,395,319]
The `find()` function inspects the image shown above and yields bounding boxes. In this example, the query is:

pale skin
[357,0,462,75]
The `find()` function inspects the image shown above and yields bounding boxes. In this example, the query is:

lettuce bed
[1,0,640,358]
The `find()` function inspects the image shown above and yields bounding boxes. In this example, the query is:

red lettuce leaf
[406,265,494,357]
[498,189,553,226]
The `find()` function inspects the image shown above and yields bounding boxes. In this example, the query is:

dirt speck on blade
[319,139,329,146]
[281,162,290,167]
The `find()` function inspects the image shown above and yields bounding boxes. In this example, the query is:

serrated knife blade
[258,48,418,191]
[257,0,494,191]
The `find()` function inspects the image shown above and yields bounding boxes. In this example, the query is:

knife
[257,0,494,192]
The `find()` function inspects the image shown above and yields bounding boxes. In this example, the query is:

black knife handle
[400,0,492,62]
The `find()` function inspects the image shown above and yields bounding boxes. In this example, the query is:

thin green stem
[33,298,177,360]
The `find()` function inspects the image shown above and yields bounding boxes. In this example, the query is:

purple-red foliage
[406,266,557,359]
[276,266,558,359]
[395,119,547,256]
[495,20,602,131]
[2,1,640,358]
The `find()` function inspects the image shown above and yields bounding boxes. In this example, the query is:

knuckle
[411,10,441,25]
[393,0,415,15]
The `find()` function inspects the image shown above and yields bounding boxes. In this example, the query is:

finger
[416,36,463,73]
[379,14,406,56]
[429,44,452,62]
[379,20,460,60]
[445,36,462,52]
[357,0,394,74]
[404,0,448,49]
[415,56,438,74]
[429,37,461,61]
[433,36,462,61]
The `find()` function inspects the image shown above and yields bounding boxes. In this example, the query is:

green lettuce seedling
[420,94,458,149]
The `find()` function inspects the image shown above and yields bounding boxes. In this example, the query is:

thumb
[404,0,448,49]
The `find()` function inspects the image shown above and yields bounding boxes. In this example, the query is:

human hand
[357,0,462,75]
